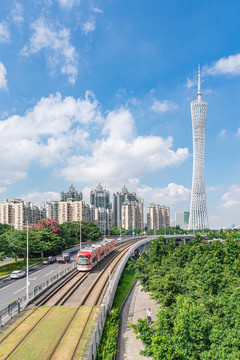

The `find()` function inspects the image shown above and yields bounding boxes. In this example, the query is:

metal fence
[0,261,76,327]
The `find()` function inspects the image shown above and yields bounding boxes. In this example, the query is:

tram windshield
[78,255,89,265]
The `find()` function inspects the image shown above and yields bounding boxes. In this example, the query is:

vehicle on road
[42,257,55,265]
[10,270,26,279]
[56,253,71,263]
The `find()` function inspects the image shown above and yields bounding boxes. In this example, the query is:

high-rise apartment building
[90,183,111,210]
[58,198,112,233]
[42,201,59,222]
[0,199,45,229]
[60,184,83,202]
[94,207,113,234]
[113,186,142,227]
[121,200,143,230]
[58,199,90,224]
[188,66,208,230]
[175,211,189,230]
[147,204,170,230]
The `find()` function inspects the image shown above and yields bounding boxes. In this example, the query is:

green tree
[130,236,240,359]
[4,230,27,260]
[0,223,11,235]
[60,221,101,245]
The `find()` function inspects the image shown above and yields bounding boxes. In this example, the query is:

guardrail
[0,261,76,327]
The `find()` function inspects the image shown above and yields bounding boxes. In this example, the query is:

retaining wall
[84,237,152,360]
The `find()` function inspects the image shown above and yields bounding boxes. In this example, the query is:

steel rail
[51,240,139,306]
[71,243,135,359]
[42,272,89,306]
[0,241,130,346]
[3,272,88,360]
[0,268,79,346]
[1,239,140,359]
[48,242,136,360]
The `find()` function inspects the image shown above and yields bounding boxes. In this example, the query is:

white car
[10,270,26,279]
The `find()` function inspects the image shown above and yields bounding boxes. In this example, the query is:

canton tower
[188,65,208,230]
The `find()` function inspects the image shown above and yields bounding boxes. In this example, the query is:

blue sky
[0,0,240,228]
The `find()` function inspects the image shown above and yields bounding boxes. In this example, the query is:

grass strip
[96,265,136,360]
[74,306,100,360]
[0,259,43,277]
[0,307,49,360]
[0,306,37,342]
[9,306,76,360]
[50,305,95,360]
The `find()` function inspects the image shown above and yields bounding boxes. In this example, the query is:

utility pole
[26,221,29,303]
[79,221,82,251]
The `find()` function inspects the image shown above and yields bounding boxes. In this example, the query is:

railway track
[0,239,140,360]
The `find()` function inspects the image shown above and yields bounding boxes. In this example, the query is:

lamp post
[118,209,122,242]
[79,221,82,251]
[104,214,106,238]
[26,221,29,303]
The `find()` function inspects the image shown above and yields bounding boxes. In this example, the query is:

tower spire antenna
[197,64,202,102]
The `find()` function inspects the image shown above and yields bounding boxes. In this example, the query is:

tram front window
[78,255,89,265]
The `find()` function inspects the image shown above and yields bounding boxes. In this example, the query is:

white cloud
[237,128,240,136]
[137,183,191,207]
[61,64,78,84]
[205,54,240,75]
[206,184,240,228]
[0,22,10,43]
[186,77,195,89]
[0,63,8,90]
[22,18,78,83]
[60,108,189,183]
[221,185,240,208]
[102,107,135,141]
[207,185,223,192]
[92,7,103,14]
[19,191,59,206]
[57,0,80,7]
[81,182,190,217]
[82,21,96,35]
[0,91,102,184]
[218,129,226,138]
[11,2,24,24]
[0,93,189,193]
[0,187,7,194]
[151,99,178,113]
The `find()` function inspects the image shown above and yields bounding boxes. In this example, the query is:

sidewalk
[116,280,158,360]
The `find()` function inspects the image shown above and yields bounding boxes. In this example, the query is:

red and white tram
[77,238,115,271]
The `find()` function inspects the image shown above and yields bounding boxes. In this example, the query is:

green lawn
[1,306,100,360]
[96,266,136,360]
[9,306,76,360]
[50,305,93,360]
[112,268,136,309]
[74,306,100,360]
[0,307,50,360]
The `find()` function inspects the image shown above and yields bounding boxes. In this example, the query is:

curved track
[0,239,140,360]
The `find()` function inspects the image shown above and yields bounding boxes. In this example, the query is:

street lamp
[79,221,82,251]
[26,221,29,303]
[118,210,122,242]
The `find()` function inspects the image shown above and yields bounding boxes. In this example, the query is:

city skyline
[0,1,240,228]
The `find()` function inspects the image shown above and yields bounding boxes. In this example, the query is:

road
[0,254,77,312]
[0,235,183,313]
[0,237,136,312]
